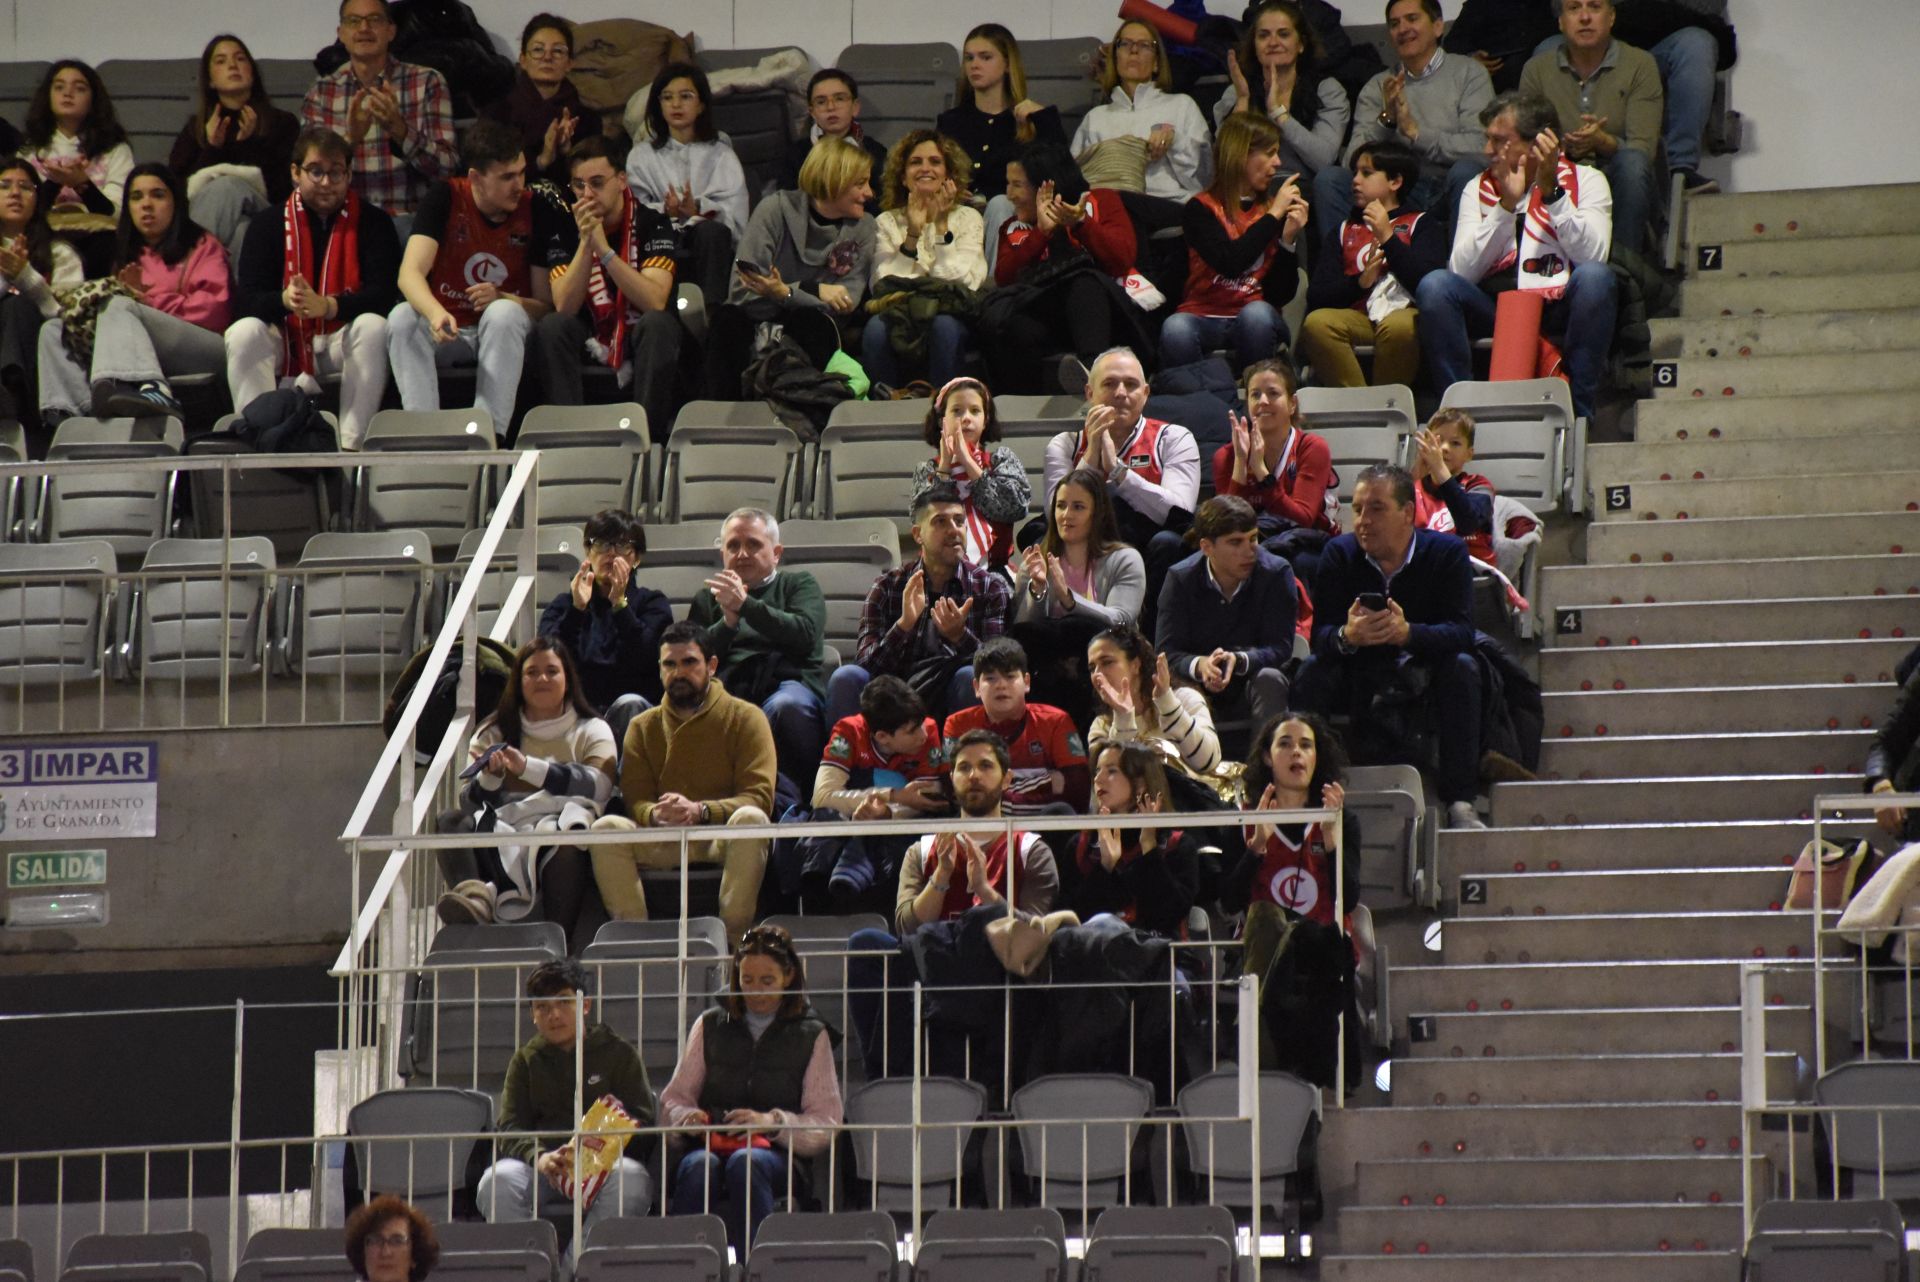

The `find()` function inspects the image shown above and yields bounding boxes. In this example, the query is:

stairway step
[1393,1051,1795,1107]
[1649,307,1920,361]
[1538,729,1872,780]
[1540,637,1910,694]
[1684,183,1920,243]
[1633,388,1920,443]
[1650,351,1920,401]
[1543,555,1920,612]
[1542,683,1890,738]
[1397,1005,1811,1060]
[1321,1250,1741,1281]
[1455,867,1787,917]
[1336,1200,1743,1256]
[1435,819,1874,876]
[1680,269,1920,317]
[1442,910,1817,965]
[1324,1100,1745,1162]
[1691,234,1920,280]
[1544,595,1916,648]
[1586,509,1920,563]
[1353,1154,1751,1208]
[1594,471,1920,522]
[1592,438,1920,489]
[1389,958,1814,1015]
[1489,773,1857,826]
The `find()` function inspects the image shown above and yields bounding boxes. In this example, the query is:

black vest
[696,1006,831,1117]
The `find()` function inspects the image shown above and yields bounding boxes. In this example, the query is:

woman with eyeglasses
[482,12,603,187]
[344,1195,438,1282]
[0,156,81,452]
[626,62,748,309]
[168,34,302,256]
[1070,21,1213,202]
[659,924,844,1258]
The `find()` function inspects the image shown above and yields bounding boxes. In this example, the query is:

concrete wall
[0,725,383,971]
[0,0,1910,192]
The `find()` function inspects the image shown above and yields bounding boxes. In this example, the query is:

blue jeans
[824,662,978,726]
[478,1155,651,1235]
[1292,651,1482,804]
[1413,261,1618,420]
[1158,303,1285,372]
[1534,29,1717,173]
[846,926,906,1079]
[671,1145,789,1258]
[762,679,826,795]
[1601,145,1660,257]
[860,312,968,389]
[386,296,533,429]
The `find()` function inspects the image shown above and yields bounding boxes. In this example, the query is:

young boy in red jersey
[941,636,1088,814]
[1410,408,1496,566]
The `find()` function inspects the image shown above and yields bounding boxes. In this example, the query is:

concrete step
[1680,269,1920,318]
[1488,774,1857,826]
[1442,910,1817,965]
[1324,1100,1744,1163]
[1389,958,1815,1014]
[1691,234,1920,280]
[1352,1154,1750,1208]
[1591,438,1920,490]
[1592,471,1920,523]
[1435,820,1874,877]
[1394,1050,1797,1107]
[1542,683,1891,738]
[1586,509,1920,564]
[1397,1005,1810,1060]
[1538,730,1872,780]
[1542,556,1920,612]
[1651,351,1920,401]
[1456,867,1787,917]
[1633,388,1920,443]
[1684,182,1920,244]
[1649,307,1920,361]
[1335,1200,1743,1256]
[1539,638,1911,694]
[1545,595,1917,648]
[1320,1250,1740,1281]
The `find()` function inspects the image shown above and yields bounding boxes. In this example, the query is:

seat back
[1010,1074,1154,1209]
[516,404,650,526]
[345,1087,493,1217]
[1296,385,1415,515]
[405,923,563,1089]
[1018,38,1104,139]
[1815,1062,1920,1194]
[447,525,583,644]
[433,1222,560,1262]
[815,421,929,529]
[133,537,276,680]
[232,1259,342,1282]
[917,1209,1066,1282]
[1176,1068,1317,1215]
[419,1251,550,1282]
[776,521,899,655]
[759,912,888,1041]
[0,540,116,687]
[698,49,796,202]
[585,1214,730,1252]
[582,927,728,1079]
[359,410,496,553]
[574,1245,723,1282]
[1438,378,1574,514]
[1343,764,1425,905]
[0,63,46,135]
[846,1077,988,1210]
[240,1229,340,1262]
[0,1240,27,1282]
[65,1235,208,1275]
[96,60,198,163]
[832,44,961,149]
[632,523,721,607]
[42,417,183,560]
[187,419,339,564]
[996,397,1081,504]
[288,531,432,679]
[665,411,802,522]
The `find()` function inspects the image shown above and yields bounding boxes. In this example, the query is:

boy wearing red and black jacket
[1411,408,1497,566]
[942,637,1088,815]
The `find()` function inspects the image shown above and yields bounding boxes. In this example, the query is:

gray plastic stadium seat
[1081,1205,1240,1282]
[346,1086,493,1219]
[582,918,728,1078]
[0,63,46,136]
[232,1260,341,1282]
[635,523,723,609]
[1010,1074,1154,1212]
[0,540,117,686]
[578,1216,731,1282]
[404,922,564,1090]
[814,418,933,531]
[994,396,1083,505]
[1176,1068,1318,1222]
[239,1229,340,1261]
[1,419,26,539]
[665,408,803,522]
[1746,1198,1905,1281]
[1343,765,1428,911]
[915,1208,1066,1282]
[422,1253,549,1282]
[1815,1062,1920,1201]
[585,1214,730,1252]
[697,48,800,202]
[759,913,887,1054]
[357,409,496,554]
[64,1232,210,1282]
[280,530,432,679]
[745,1209,897,1281]
[515,404,651,526]
[832,44,961,149]
[37,417,183,561]
[0,1240,32,1282]
[1437,378,1576,515]
[97,60,199,164]
[845,1077,988,1211]
[775,520,899,656]
[187,417,340,564]
[1017,39,1104,140]
[445,525,583,644]
[434,1221,559,1267]
[121,537,275,680]
[1293,385,1415,513]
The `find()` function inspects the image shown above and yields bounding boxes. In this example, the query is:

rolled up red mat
[1118,0,1200,47]
[1490,288,1544,381]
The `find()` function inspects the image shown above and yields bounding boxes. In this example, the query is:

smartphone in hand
[1356,592,1388,612]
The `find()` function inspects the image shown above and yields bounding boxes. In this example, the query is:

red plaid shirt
[301,59,457,215]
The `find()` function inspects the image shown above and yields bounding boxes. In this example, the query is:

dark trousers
[0,293,50,454]
[531,308,684,440]
[984,273,1116,394]
[678,217,737,310]
[1291,651,1482,804]
[702,303,843,400]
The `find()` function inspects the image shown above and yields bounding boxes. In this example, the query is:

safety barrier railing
[1809,791,1920,1077]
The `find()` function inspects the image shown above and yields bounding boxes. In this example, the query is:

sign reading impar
[0,742,158,840]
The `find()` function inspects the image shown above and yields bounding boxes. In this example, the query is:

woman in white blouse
[863,130,986,391]
[1070,21,1213,203]
[1215,0,1353,181]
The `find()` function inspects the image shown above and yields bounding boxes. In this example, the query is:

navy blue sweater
[1156,548,1299,679]
[1310,530,1474,661]
[538,586,673,709]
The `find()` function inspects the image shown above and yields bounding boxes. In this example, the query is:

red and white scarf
[947,443,1014,569]
[281,189,361,377]
[1338,209,1424,324]
[937,831,1040,920]
[1476,156,1581,299]
[584,199,642,372]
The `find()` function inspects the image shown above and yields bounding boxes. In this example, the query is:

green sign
[6,849,107,890]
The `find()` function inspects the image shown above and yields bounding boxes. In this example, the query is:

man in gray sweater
[1313,0,1494,231]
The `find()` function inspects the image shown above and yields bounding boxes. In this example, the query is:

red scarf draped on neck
[282,189,361,377]
[940,831,1028,919]
[585,198,641,369]
[948,442,1013,568]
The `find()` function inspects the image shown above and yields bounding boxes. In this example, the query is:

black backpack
[230,388,338,454]
[381,637,518,764]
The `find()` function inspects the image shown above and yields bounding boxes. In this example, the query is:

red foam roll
[1490,289,1545,381]
[1117,0,1199,45]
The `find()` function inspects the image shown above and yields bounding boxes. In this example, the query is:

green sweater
[495,1023,656,1164]
[687,569,828,701]
[619,677,778,827]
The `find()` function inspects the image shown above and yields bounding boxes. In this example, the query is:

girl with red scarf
[907,377,1032,571]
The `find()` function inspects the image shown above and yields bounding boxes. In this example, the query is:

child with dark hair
[941,636,1089,814]
[21,59,134,220]
[626,62,747,307]
[1410,407,1501,566]
[779,69,888,211]
[907,377,1031,570]
[537,508,674,725]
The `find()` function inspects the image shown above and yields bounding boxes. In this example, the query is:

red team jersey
[942,702,1089,813]
[822,715,948,791]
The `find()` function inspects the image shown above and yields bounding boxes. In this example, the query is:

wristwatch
[1336,626,1358,655]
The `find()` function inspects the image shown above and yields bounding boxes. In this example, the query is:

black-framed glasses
[300,165,349,184]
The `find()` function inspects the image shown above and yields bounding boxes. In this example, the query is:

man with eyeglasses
[776,69,886,215]
[531,135,683,441]
[302,0,457,220]
[226,127,399,449]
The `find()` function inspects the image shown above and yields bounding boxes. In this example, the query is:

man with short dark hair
[827,482,1012,725]
[588,622,778,937]
[227,126,400,449]
[476,959,656,1231]
[533,134,684,438]
[538,507,673,737]
[1291,463,1485,828]
[1157,495,1298,731]
[941,637,1088,815]
[388,118,569,429]
[777,69,887,214]
[302,0,458,217]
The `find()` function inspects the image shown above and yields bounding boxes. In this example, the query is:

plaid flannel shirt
[301,59,457,215]
[854,557,1011,676]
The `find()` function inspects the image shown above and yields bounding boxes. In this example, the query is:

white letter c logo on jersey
[464,252,508,287]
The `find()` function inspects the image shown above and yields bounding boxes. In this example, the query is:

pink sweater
[658,1018,843,1156]
[132,234,230,332]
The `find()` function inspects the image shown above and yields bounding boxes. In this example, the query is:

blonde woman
[1070,20,1213,201]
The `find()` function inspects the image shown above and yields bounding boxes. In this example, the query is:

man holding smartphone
[1292,462,1486,829]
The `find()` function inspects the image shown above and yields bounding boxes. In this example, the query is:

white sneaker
[1447,801,1487,830]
